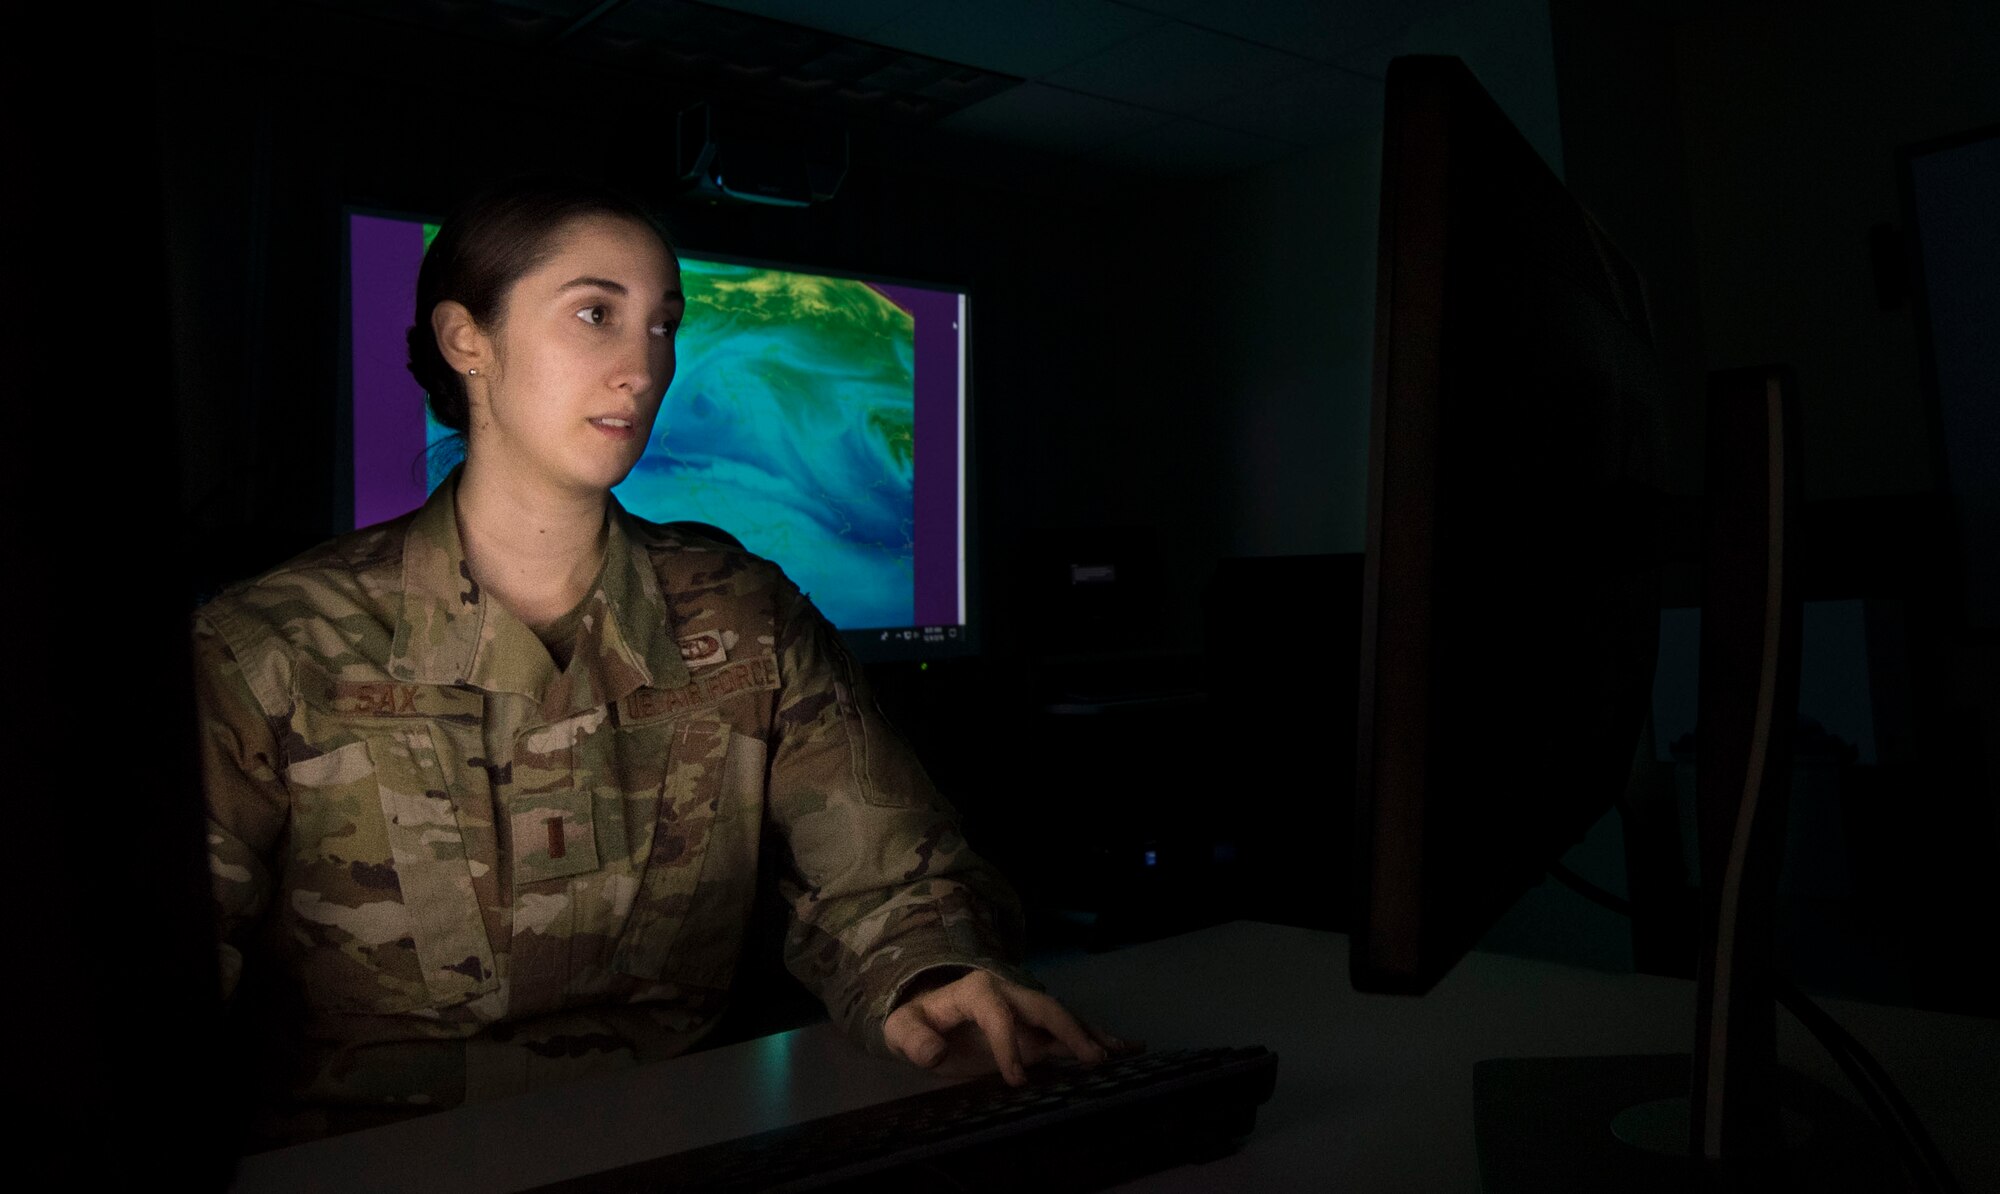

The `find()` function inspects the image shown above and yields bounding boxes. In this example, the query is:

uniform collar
[387,475,691,718]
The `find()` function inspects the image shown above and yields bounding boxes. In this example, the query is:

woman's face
[467,214,683,499]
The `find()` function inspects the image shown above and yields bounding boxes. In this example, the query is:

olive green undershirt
[532,594,589,672]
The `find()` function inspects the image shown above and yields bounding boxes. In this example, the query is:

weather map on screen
[348,212,971,654]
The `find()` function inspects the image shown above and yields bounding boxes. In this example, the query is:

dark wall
[1551,0,2000,502]
[20,8,234,1183]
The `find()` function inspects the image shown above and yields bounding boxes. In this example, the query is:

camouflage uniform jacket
[195,479,1030,1139]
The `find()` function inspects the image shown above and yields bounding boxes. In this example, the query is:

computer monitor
[345,212,976,663]
[1353,57,1894,1189]
[1353,53,1669,997]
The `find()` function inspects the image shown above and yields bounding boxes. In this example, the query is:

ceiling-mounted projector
[675,103,848,207]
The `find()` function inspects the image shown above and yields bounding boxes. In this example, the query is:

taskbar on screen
[845,624,976,663]
[875,625,965,646]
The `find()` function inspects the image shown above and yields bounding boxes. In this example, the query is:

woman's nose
[613,332,668,394]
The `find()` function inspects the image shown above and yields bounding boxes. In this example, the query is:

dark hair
[405,176,675,432]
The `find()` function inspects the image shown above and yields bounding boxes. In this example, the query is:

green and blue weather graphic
[427,261,918,631]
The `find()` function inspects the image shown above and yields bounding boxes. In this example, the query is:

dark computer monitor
[1353,57,1896,1190]
[1353,53,1669,997]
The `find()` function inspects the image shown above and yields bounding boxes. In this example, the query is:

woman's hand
[883,969,1122,1085]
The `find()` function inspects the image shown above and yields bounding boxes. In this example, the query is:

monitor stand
[1473,1053,1890,1192]
[1476,370,1902,1192]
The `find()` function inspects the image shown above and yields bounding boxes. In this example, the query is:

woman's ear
[432,300,490,377]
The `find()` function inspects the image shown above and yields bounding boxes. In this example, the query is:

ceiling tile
[1110,0,1208,15]
[1091,116,1295,176]
[937,81,1171,154]
[1170,0,1464,63]
[1327,43,1398,85]
[865,0,1161,78]
[589,2,826,65]
[689,0,928,40]
[1201,64,1382,145]
[1044,21,1313,118]
[1327,0,1516,79]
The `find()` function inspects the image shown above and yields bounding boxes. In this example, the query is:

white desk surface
[231,921,2000,1193]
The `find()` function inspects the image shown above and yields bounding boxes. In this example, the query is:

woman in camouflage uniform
[195,178,1105,1145]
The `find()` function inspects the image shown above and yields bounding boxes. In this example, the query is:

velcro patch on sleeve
[677,632,728,668]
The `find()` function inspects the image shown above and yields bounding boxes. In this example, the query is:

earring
[467,368,479,376]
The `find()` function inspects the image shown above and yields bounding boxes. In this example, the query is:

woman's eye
[576,305,608,326]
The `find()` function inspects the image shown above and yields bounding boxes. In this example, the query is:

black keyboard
[528,1045,1279,1194]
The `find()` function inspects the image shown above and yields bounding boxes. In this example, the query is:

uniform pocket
[284,726,497,1013]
